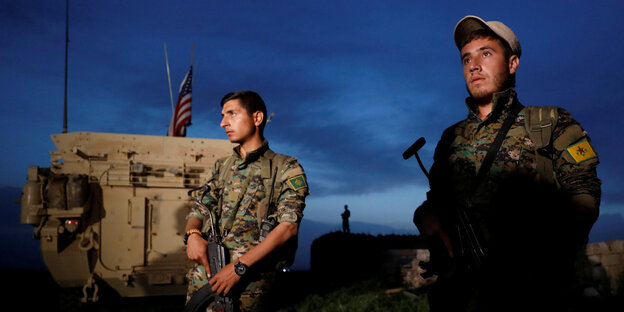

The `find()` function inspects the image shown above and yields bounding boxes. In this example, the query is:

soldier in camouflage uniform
[185,90,309,311]
[413,16,600,311]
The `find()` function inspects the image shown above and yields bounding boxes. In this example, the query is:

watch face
[235,263,247,276]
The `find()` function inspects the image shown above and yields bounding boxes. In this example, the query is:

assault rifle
[185,186,235,312]
[403,137,485,271]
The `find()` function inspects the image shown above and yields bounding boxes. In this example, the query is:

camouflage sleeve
[186,157,226,221]
[552,108,601,200]
[275,157,309,227]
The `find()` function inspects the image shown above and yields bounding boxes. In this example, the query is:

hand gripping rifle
[185,185,235,312]
[403,137,485,270]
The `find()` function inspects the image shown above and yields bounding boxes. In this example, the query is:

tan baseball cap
[454,15,521,57]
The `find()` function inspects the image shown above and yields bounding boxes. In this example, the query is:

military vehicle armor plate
[20,132,233,302]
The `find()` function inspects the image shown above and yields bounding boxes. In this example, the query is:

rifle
[403,137,485,271]
[185,186,235,312]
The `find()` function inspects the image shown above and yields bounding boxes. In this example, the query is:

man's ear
[508,55,519,74]
[253,111,264,127]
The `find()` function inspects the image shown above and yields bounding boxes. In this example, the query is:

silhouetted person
[341,205,350,233]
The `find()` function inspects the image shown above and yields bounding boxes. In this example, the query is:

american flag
[167,66,193,137]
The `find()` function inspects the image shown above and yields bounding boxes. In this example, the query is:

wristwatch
[234,261,249,277]
[183,229,203,245]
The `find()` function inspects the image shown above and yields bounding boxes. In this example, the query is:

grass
[276,279,429,312]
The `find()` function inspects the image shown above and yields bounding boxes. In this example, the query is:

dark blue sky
[2,0,623,231]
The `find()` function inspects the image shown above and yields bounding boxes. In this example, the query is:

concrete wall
[398,240,624,296]
[586,240,624,295]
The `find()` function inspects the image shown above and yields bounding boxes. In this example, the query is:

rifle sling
[474,102,524,188]
[457,101,523,265]
[261,165,279,222]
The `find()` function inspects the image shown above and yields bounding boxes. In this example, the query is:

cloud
[1,0,623,231]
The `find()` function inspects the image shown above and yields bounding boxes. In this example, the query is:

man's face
[220,99,259,144]
[461,37,518,101]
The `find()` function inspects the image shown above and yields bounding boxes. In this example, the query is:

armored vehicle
[20,131,232,302]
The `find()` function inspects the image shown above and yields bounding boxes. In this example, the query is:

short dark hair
[460,29,516,87]
[220,90,267,135]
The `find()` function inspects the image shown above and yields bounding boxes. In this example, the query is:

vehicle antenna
[63,0,69,133]
[191,42,195,90]
[164,42,175,114]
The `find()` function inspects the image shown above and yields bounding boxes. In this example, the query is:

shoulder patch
[287,175,307,191]
[566,139,597,163]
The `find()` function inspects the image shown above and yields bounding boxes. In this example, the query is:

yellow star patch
[566,139,597,163]
[288,175,307,191]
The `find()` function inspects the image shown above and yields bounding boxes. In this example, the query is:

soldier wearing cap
[413,16,600,311]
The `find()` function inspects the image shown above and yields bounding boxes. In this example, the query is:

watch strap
[234,261,248,276]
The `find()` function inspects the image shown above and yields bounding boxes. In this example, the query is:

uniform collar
[465,88,517,121]
[233,139,270,164]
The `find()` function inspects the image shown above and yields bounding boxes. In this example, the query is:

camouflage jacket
[188,140,309,263]
[415,88,601,253]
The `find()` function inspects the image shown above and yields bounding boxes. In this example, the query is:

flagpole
[63,0,69,133]
[164,42,175,114]
[190,43,194,89]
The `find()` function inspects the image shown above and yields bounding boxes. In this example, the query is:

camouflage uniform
[186,140,309,311]
[415,88,601,311]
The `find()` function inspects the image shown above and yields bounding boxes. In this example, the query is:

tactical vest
[216,150,299,268]
[215,149,290,231]
[438,105,561,188]
[523,106,559,186]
